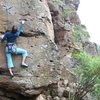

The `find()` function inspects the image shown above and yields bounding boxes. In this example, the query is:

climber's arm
[16,20,25,36]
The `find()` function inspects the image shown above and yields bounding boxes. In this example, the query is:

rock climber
[0,20,28,77]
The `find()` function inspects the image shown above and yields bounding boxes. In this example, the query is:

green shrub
[72,51,100,100]
[61,6,73,19]
[72,25,89,43]
[52,0,63,5]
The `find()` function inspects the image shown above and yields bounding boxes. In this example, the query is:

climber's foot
[21,63,28,68]
[9,68,14,78]
[10,74,14,78]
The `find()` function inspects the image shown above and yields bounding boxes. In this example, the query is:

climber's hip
[6,43,17,53]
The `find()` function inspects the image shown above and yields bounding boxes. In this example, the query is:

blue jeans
[5,45,28,69]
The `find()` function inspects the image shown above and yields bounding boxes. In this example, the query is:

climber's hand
[0,34,4,39]
[21,20,25,24]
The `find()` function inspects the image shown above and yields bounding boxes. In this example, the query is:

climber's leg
[6,53,14,76]
[16,47,28,67]
[5,47,14,76]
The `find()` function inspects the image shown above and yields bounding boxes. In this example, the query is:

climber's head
[11,25,18,34]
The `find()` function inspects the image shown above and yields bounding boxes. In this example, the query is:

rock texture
[0,0,77,99]
[83,41,98,56]
[0,0,54,41]
[0,0,98,100]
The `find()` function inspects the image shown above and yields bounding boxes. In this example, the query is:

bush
[72,25,89,43]
[52,0,63,5]
[72,51,100,100]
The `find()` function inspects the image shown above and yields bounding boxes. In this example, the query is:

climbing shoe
[21,64,28,68]
[10,74,14,78]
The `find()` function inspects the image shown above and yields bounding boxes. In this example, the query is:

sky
[77,0,100,44]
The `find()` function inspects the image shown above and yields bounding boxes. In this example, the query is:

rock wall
[0,0,98,100]
[83,41,98,56]
[0,0,77,100]
[0,0,54,41]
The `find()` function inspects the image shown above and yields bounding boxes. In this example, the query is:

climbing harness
[6,43,15,53]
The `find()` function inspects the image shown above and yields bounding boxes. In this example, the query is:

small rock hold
[53,96,60,100]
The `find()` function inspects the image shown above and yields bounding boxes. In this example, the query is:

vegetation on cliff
[73,51,100,100]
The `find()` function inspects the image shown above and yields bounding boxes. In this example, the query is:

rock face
[0,0,98,100]
[0,44,6,69]
[0,0,54,41]
[0,35,76,100]
[83,42,98,56]
[0,0,76,99]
